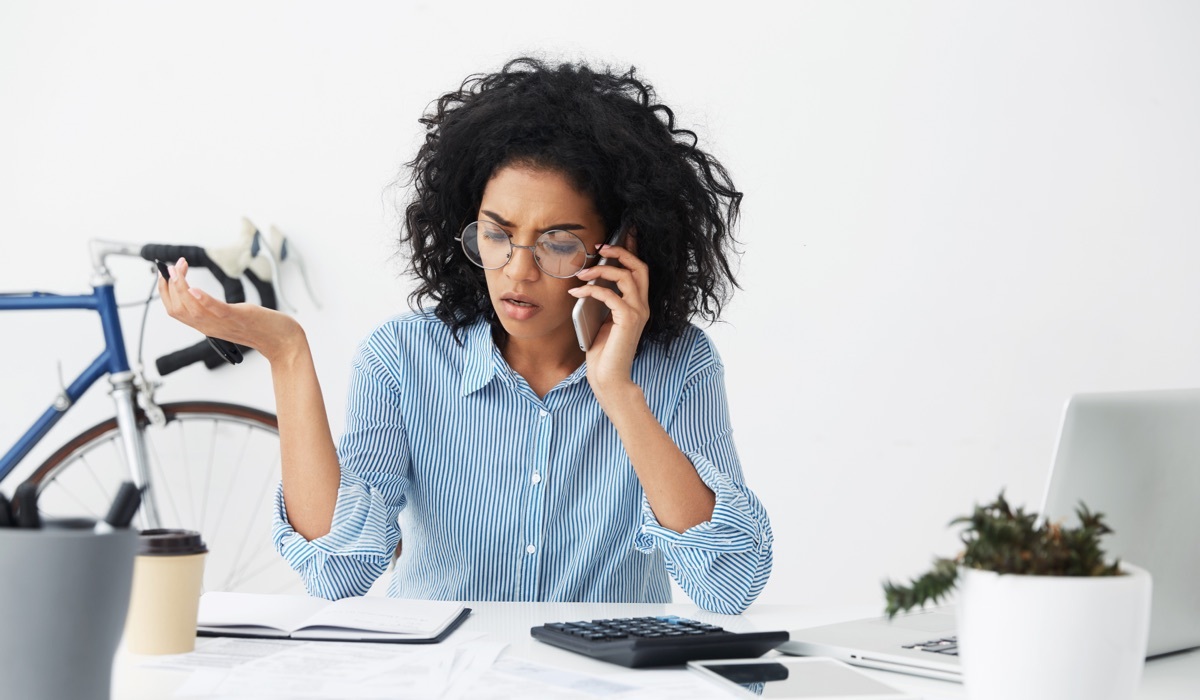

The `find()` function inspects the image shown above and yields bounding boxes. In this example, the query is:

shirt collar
[459,317,593,397]
[460,318,500,396]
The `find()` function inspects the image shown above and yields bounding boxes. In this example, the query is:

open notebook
[197,592,472,644]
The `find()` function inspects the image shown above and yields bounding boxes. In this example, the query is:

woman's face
[476,165,607,354]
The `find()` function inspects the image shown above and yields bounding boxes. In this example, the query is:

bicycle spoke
[208,424,254,544]
[146,427,186,529]
[45,472,96,517]
[208,427,254,591]
[199,418,218,535]
[179,423,198,528]
[221,450,280,591]
[81,446,118,512]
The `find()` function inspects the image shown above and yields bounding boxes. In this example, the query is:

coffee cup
[0,520,137,700]
[122,528,207,654]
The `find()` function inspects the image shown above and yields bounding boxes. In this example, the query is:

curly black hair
[401,56,743,344]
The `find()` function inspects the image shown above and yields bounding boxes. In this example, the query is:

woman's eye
[482,230,509,243]
[541,242,579,256]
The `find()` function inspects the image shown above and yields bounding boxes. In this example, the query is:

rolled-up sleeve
[272,340,410,600]
[633,339,773,615]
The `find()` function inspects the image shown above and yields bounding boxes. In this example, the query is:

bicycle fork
[109,371,162,530]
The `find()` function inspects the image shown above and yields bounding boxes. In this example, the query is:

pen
[0,491,14,528]
[95,481,142,533]
[14,481,41,529]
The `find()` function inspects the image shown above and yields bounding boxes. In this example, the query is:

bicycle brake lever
[250,227,322,313]
[269,225,322,311]
[155,259,243,365]
[251,229,296,313]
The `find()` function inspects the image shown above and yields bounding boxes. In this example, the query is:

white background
[2,0,1198,608]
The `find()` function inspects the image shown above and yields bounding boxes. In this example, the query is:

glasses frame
[456,221,600,279]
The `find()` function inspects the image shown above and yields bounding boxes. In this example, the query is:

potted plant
[883,492,1152,700]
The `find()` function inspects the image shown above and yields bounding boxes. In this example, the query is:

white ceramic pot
[957,562,1152,700]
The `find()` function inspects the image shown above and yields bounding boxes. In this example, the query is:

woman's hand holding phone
[567,226,650,399]
[570,226,628,352]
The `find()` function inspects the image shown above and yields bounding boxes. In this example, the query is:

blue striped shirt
[272,311,773,614]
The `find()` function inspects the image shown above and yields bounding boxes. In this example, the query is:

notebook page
[199,592,330,632]
[299,596,463,635]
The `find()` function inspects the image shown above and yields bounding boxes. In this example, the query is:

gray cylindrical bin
[0,521,137,700]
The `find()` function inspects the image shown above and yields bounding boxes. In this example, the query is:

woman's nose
[504,244,540,281]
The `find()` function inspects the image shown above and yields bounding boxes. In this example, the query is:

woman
[159,57,772,615]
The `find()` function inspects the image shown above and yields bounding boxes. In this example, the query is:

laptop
[778,388,1200,681]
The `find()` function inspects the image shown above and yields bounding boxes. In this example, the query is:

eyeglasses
[456,220,599,279]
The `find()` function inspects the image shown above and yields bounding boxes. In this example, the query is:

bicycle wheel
[29,401,304,595]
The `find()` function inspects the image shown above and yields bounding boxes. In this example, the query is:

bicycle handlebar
[140,244,247,304]
[88,220,316,377]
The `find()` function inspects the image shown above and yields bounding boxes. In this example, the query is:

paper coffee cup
[123,529,207,655]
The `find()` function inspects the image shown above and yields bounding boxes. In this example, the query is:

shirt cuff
[271,477,399,569]
[633,451,760,554]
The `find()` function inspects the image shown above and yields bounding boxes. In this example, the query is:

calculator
[530,615,790,668]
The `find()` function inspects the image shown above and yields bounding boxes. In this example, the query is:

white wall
[2,0,1198,608]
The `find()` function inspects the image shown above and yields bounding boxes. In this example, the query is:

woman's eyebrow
[480,209,585,232]
[480,210,513,226]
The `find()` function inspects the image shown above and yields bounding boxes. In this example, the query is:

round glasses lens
[535,230,588,277]
[461,222,511,269]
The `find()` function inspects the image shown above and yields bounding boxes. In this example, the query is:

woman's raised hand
[158,257,304,363]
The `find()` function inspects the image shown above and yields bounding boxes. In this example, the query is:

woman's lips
[501,297,541,321]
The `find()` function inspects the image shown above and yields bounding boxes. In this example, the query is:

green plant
[882,491,1122,618]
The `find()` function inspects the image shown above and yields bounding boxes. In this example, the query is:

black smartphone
[570,224,628,352]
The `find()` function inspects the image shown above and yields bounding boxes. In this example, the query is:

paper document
[153,636,505,699]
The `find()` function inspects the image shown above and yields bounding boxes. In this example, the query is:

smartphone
[687,657,912,699]
[571,224,628,352]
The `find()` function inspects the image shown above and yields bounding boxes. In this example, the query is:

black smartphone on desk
[571,224,628,352]
[687,657,910,698]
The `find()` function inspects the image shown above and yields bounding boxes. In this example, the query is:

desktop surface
[113,600,1200,699]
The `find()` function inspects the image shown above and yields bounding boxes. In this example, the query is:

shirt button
[531,472,541,484]
[526,544,536,555]
[538,409,548,418]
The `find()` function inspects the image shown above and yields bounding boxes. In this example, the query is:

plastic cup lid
[137,528,207,555]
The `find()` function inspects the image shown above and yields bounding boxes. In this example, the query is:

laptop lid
[1040,388,1200,657]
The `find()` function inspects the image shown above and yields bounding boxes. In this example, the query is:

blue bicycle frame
[0,286,129,482]
[0,240,160,525]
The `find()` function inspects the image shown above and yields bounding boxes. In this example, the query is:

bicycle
[0,219,315,595]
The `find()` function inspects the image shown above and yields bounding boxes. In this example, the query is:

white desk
[114,600,1200,699]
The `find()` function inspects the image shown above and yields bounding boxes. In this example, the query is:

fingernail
[167,264,177,279]
[176,256,186,268]
[567,288,583,296]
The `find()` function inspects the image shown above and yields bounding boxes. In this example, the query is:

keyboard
[530,615,790,668]
[902,634,959,656]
